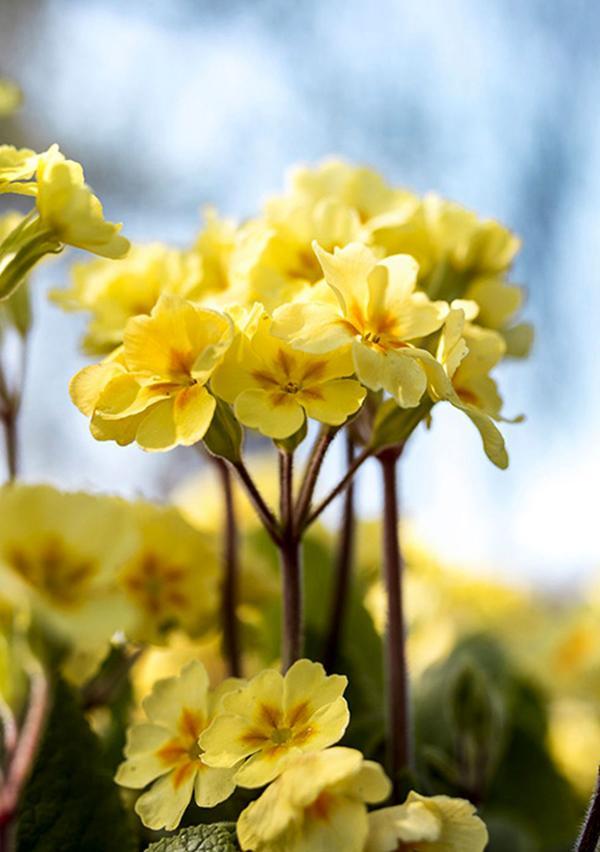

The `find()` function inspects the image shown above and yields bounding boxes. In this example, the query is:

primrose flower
[192,207,238,296]
[200,659,349,787]
[35,144,129,259]
[365,791,488,852]
[212,307,365,439]
[119,503,219,644]
[0,484,136,647]
[284,157,417,223]
[70,293,233,451]
[0,145,38,195]
[272,241,447,407]
[116,660,241,830]
[424,306,515,468]
[237,747,391,852]
[50,243,203,354]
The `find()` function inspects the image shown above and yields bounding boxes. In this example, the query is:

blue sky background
[1,0,599,586]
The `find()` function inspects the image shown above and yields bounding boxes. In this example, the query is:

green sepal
[144,823,239,852]
[0,278,33,337]
[370,398,432,452]
[0,232,62,302]
[203,398,244,463]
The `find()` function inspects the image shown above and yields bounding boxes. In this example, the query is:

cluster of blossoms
[117,658,488,851]
[28,156,530,468]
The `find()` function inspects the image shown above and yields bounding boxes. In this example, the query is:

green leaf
[203,398,243,463]
[370,398,432,451]
[144,823,239,852]
[16,678,136,852]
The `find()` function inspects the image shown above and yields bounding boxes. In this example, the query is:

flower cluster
[60,159,529,467]
[117,659,488,850]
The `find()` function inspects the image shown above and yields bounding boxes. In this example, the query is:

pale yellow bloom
[51,243,203,354]
[0,145,38,195]
[272,241,447,407]
[200,659,349,787]
[118,503,220,644]
[365,791,488,852]
[423,306,513,468]
[0,484,136,647]
[35,144,129,258]
[284,157,416,223]
[192,206,238,296]
[116,660,240,830]
[70,294,233,451]
[212,307,365,439]
[237,747,391,852]
[0,79,22,118]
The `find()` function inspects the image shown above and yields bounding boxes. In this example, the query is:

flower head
[119,503,219,644]
[0,484,136,647]
[116,660,241,830]
[237,747,391,852]
[200,659,350,787]
[0,145,38,195]
[272,241,447,407]
[365,791,488,852]
[212,307,365,439]
[51,243,203,354]
[70,293,233,451]
[35,144,129,258]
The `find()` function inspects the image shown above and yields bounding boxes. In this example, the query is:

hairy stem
[576,768,600,852]
[378,446,411,798]
[231,460,281,544]
[323,433,357,672]
[214,458,242,678]
[294,426,337,532]
[279,450,303,670]
[303,446,372,530]
[1,408,18,482]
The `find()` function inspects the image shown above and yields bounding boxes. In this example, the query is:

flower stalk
[576,768,600,852]
[214,457,242,678]
[279,449,303,670]
[378,445,411,799]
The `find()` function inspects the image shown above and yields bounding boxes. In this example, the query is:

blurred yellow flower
[237,747,391,852]
[35,144,129,258]
[272,241,447,407]
[119,502,219,644]
[212,308,365,439]
[116,660,241,830]
[0,144,38,195]
[192,206,238,297]
[70,294,233,451]
[0,484,136,647]
[365,791,488,852]
[50,243,203,354]
[200,659,349,787]
[0,79,22,118]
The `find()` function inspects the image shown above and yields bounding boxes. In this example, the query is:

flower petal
[234,388,305,439]
[300,378,365,426]
[173,384,216,446]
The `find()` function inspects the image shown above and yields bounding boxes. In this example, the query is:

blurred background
[1,0,598,587]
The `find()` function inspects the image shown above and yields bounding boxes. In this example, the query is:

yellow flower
[51,242,203,354]
[0,484,137,647]
[0,144,38,195]
[116,660,241,830]
[70,294,233,451]
[35,144,129,258]
[272,241,447,407]
[365,791,488,852]
[237,747,391,852]
[212,307,365,439]
[200,659,349,787]
[0,79,22,118]
[284,157,417,223]
[192,206,238,297]
[424,306,514,468]
[118,502,220,644]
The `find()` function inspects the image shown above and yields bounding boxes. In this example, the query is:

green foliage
[203,399,243,463]
[414,634,584,851]
[16,678,136,852]
[370,397,432,451]
[144,823,239,852]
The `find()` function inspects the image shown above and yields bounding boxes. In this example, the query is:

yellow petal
[69,360,124,416]
[115,724,172,789]
[272,300,353,354]
[234,388,305,439]
[300,379,365,426]
[135,399,178,451]
[200,714,261,768]
[135,768,195,831]
[194,765,237,808]
[350,761,392,805]
[283,659,347,716]
[173,384,216,446]
[299,696,350,751]
[143,660,210,729]
[313,240,377,316]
